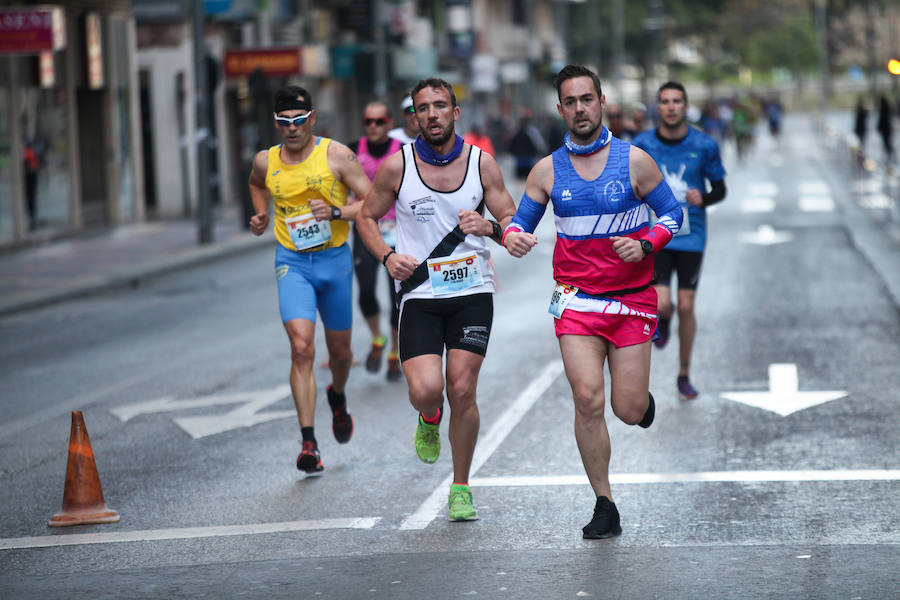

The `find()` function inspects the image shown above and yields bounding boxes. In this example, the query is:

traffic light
[888,59,900,76]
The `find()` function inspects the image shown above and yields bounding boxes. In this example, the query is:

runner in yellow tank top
[267,137,350,252]
[248,85,373,475]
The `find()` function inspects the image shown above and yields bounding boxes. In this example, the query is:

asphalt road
[0,116,898,599]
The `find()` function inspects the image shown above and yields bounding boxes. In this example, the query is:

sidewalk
[0,215,272,318]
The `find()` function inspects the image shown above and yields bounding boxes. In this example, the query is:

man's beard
[421,123,454,147]
[570,118,601,143]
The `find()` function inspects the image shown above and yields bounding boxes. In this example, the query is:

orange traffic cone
[49,410,120,527]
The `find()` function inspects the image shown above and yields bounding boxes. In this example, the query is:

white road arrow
[111,384,295,439]
[721,363,847,416]
[741,224,793,245]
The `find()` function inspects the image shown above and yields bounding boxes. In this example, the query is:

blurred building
[0,1,143,246]
[1,0,571,248]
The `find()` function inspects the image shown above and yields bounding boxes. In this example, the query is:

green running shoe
[414,414,440,464]
[448,484,478,521]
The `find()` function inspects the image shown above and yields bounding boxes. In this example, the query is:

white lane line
[748,182,779,196]
[0,517,380,550]
[798,195,835,212]
[741,197,776,213]
[798,181,830,195]
[470,470,900,488]
[399,360,565,530]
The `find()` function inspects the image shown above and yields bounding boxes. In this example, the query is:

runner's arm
[319,140,372,222]
[701,179,726,206]
[626,146,682,253]
[248,151,270,236]
[458,152,517,243]
[359,154,418,281]
[503,155,553,258]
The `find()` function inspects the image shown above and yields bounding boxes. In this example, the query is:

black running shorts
[653,249,704,291]
[398,293,493,361]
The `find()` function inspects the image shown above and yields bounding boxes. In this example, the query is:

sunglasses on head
[364,117,388,126]
[274,111,313,127]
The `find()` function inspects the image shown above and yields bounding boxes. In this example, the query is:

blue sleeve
[507,193,547,234]
[643,179,682,245]
[703,140,726,182]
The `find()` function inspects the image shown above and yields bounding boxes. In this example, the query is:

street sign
[111,385,295,439]
[721,363,847,417]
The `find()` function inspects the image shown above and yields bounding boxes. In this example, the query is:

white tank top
[395,143,496,304]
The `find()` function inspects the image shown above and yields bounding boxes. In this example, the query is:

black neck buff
[274,97,312,113]
[414,134,464,166]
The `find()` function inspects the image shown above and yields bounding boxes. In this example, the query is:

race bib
[548,282,579,319]
[649,205,690,237]
[427,251,484,295]
[379,220,397,248]
[286,213,332,250]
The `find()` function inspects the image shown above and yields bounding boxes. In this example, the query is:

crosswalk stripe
[0,517,380,550]
[470,470,900,487]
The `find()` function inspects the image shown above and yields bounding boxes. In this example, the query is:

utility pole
[612,0,624,93]
[193,0,212,244]
[865,0,878,103]
[813,0,831,117]
[373,0,387,100]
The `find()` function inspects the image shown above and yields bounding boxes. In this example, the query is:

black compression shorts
[653,249,704,291]
[398,293,493,361]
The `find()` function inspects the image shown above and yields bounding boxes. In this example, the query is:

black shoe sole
[639,393,655,429]
[332,414,354,444]
[582,525,622,539]
[296,457,324,475]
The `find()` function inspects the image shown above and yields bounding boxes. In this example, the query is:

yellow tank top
[266,137,349,252]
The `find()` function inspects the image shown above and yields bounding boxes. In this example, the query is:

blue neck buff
[564,126,612,156]
[415,134,465,166]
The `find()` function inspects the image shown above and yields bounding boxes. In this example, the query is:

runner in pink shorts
[503,65,682,540]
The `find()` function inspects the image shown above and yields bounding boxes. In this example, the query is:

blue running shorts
[275,243,353,330]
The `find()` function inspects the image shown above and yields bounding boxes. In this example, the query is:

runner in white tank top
[356,78,518,522]
[393,142,496,304]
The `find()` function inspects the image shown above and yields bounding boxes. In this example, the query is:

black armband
[382,249,396,266]
[702,180,726,207]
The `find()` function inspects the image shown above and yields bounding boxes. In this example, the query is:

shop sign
[224,47,302,78]
[0,6,65,54]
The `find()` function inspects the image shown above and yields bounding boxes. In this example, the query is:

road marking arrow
[741,224,793,245]
[111,384,295,439]
[721,363,847,416]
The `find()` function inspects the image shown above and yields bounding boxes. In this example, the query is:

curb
[817,121,900,312]
[0,233,273,318]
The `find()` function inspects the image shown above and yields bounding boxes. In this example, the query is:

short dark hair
[410,78,457,109]
[657,81,687,103]
[274,85,313,113]
[554,65,602,101]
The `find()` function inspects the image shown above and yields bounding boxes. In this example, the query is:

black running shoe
[639,392,655,429]
[365,336,385,373]
[296,441,324,475]
[582,496,622,539]
[386,356,403,382]
[653,317,670,349]
[327,385,354,444]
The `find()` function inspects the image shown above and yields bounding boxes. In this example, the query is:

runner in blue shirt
[632,81,726,400]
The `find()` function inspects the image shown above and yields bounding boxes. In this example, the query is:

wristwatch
[640,239,653,257]
[490,220,502,241]
[330,206,342,221]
